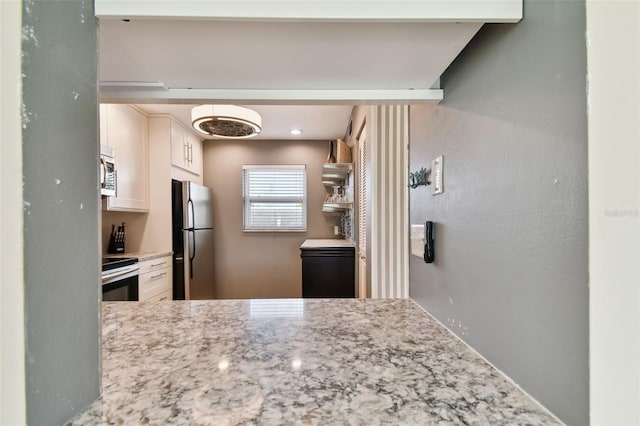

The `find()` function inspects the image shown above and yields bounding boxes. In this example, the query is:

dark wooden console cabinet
[300,246,355,298]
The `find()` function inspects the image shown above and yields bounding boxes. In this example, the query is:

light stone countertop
[68,299,559,425]
[103,251,173,262]
[300,239,355,249]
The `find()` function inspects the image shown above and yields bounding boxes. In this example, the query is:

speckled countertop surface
[300,239,355,249]
[69,299,559,425]
[103,251,172,261]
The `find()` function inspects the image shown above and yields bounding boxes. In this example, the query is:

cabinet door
[103,104,149,212]
[185,131,203,176]
[170,119,187,169]
[301,248,355,298]
[171,119,203,176]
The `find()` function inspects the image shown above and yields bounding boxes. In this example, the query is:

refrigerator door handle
[188,229,196,279]
[187,197,195,230]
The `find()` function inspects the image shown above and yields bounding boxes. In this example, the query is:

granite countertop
[69,299,559,425]
[103,251,173,262]
[300,239,355,249]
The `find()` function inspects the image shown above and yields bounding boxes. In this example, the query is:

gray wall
[203,140,340,299]
[22,1,100,424]
[408,1,588,425]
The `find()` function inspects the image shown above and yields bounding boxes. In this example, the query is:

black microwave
[100,145,116,197]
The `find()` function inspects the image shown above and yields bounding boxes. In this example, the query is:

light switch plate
[431,155,444,195]
[410,224,425,257]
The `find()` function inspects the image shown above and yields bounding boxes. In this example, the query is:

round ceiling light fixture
[191,105,262,139]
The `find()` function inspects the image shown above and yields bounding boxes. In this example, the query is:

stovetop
[102,257,138,273]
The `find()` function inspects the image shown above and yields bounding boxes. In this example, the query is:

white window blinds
[242,165,307,232]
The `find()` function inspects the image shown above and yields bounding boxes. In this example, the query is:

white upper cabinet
[170,118,203,177]
[170,118,187,169]
[101,104,150,212]
[186,130,203,176]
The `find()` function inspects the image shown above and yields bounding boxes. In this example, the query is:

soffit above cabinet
[95,1,522,22]
[138,104,353,141]
[97,1,521,105]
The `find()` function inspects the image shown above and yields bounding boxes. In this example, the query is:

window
[242,165,307,232]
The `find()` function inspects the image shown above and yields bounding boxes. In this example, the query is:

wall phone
[424,221,434,263]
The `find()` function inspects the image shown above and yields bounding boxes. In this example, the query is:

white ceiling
[137,104,353,140]
[98,17,484,139]
[100,19,482,91]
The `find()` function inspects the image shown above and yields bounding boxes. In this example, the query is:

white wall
[587,1,640,424]
[0,0,26,424]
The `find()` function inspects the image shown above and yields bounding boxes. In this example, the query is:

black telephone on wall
[424,221,435,263]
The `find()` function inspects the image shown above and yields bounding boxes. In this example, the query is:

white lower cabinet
[138,255,172,302]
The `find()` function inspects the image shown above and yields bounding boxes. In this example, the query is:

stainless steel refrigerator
[172,179,215,299]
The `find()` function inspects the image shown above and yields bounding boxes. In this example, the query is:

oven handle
[100,157,107,188]
[101,265,139,283]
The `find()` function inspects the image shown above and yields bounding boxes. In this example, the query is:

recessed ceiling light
[290,129,303,135]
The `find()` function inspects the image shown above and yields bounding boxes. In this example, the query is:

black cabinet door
[301,247,355,298]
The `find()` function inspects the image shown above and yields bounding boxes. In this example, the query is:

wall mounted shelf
[322,202,353,213]
[322,163,352,183]
[321,163,353,213]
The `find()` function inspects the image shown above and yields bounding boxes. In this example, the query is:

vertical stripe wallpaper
[369,105,409,298]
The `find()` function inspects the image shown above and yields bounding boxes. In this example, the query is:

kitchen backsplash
[101,210,148,254]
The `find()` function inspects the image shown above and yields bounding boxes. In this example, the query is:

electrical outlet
[431,155,444,195]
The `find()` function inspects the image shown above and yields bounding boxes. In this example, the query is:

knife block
[107,233,125,254]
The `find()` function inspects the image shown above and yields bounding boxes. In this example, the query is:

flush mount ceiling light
[290,129,303,136]
[191,105,262,139]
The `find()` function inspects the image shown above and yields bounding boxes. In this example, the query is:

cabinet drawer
[144,289,171,303]
[138,255,172,275]
[139,267,171,301]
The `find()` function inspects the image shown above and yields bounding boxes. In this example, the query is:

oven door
[102,266,139,301]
